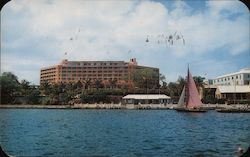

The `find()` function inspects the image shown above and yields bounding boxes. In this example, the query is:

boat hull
[175,107,207,112]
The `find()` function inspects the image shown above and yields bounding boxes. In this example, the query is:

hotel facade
[40,58,159,88]
[203,68,250,103]
[212,68,250,86]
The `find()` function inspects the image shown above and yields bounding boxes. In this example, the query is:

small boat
[216,108,250,113]
[174,67,207,112]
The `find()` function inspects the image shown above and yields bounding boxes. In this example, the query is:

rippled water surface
[0,109,249,157]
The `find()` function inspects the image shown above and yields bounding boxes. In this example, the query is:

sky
[1,0,250,85]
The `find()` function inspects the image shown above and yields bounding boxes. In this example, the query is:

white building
[213,68,250,86]
[122,94,171,105]
[216,85,250,99]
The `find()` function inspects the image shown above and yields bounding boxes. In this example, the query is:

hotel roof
[215,68,250,79]
[123,94,171,99]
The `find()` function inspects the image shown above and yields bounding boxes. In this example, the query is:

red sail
[186,68,202,108]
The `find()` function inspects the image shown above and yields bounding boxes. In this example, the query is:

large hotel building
[40,58,159,87]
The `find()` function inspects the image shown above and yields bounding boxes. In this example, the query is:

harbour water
[0,109,249,157]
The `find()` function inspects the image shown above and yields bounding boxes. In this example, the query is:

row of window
[62,66,125,69]
[41,72,56,76]
[61,70,125,73]
[66,62,123,66]
[218,82,239,85]
[61,73,124,77]
[214,75,242,83]
[41,75,56,79]
[41,78,55,81]
[41,68,56,72]
[60,77,123,81]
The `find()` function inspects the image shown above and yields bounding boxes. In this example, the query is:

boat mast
[185,65,190,108]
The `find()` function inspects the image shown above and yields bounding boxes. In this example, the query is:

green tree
[109,79,117,89]
[84,79,91,90]
[159,73,166,86]
[95,79,102,90]
[27,86,40,104]
[132,68,159,90]
[177,76,185,87]
[193,76,205,88]
[20,79,30,96]
[193,76,205,98]
[168,82,179,97]
[0,72,20,104]
[40,81,52,96]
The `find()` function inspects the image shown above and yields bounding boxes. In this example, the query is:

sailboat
[175,67,207,112]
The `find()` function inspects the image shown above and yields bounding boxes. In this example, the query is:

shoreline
[0,104,249,111]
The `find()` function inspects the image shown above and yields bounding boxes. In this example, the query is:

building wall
[213,68,250,85]
[215,93,250,101]
[40,66,57,84]
[243,73,250,85]
[40,58,159,88]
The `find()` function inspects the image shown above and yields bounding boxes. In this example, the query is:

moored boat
[216,108,250,113]
[175,107,207,112]
[174,66,208,112]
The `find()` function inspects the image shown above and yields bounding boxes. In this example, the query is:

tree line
[1,71,220,105]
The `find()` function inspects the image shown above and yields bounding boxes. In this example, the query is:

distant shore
[0,104,249,111]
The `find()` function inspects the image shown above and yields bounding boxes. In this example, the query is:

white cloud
[1,0,249,84]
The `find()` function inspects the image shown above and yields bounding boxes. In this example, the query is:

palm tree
[84,79,91,90]
[95,79,102,90]
[75,80,83,93]
[40,81,51,96]
[193,76,205,98]
[109,79,117,89]
[193,76,205,88]
[159,73,166,86]
[20,79,30,97]
[177,76,185,95]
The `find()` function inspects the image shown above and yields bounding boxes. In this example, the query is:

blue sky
[1,0,250,85]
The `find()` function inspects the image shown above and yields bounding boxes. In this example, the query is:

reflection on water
[0,109,249,157]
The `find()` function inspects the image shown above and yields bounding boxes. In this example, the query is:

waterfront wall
[1,103,247,110]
